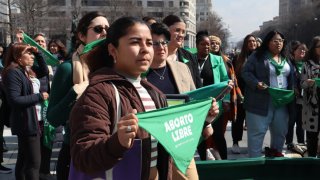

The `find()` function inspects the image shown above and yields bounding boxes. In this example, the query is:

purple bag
[69,139,142,180]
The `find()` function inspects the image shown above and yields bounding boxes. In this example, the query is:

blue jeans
[246,100,288,157]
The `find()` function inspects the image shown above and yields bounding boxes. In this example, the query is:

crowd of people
[0,11,318,180]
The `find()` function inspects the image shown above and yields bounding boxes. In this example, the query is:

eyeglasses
[88,25,108,34]
[271,39,284,44]
[152,40,169,47]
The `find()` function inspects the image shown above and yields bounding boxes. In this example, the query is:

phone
[214,85,232,101]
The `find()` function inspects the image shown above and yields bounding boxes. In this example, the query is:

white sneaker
[206,149,215,160]
[231,144,241,154]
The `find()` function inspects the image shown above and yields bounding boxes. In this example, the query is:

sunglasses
[88,25,108,34]
[152,40,169,47]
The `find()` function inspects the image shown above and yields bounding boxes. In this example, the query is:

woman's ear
[108,43,117,62]
[78,32,86,44]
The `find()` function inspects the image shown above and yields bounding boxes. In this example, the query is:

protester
[242,30,294,158]
[48,39,69,64]
[0,45,12,174]
[69,16,219,180]
[286,41,308,153]
[196,32,232,160]
[142,16,157,25]
[146,23,218,180]
[2,43,49,180]
[232,34,257,154]
[163,15,202,88]
[301,36,320,157]
[47,11,109,180]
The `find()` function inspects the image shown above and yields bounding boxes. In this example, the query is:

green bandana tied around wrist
[268,53,286,76]
[295,61,304,74]
[23,33,59,66]
[313,78,320,87]
[138,98,212,175]
[268,87,294,107]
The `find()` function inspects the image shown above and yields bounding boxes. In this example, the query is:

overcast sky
[213,0,279,43]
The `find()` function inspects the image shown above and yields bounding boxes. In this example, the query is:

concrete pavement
[0,122,301,179]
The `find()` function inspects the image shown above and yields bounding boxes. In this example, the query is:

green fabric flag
[22,33,59,66]
[80,38,106,55]
[313,78,320,87]
[184,81,228,101]
[185,47,197,54]
[268,87,294,107]
[41,100,56,149]
[138,98,212,174]
[295,61,304,74]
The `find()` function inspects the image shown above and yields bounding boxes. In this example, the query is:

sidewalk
[1,128,59,180]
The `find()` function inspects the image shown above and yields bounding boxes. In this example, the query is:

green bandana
[181,57,189,63]
[23,33,59,66]
[185,47,197,54]
[138,98,212,174]
[314,78,320,87]
[184,81,228,101]
[295,61,304,74]
[268,87,294,107]
[268,53,285,76]
[81,38,106,55]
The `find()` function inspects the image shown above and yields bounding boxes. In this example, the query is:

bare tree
[197,12,231,51]
[11,0,49,36]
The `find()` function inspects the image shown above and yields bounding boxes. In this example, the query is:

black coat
[3,53,48,136]
[177,48,202,88]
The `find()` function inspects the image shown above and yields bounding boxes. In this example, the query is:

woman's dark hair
[255,30,286,58]
[162,15,184,27]
[305,36,320,62]
[76,11,105,36]
[48,39,68,59]
[150,23,170,41]
[196,30,209,46]
[287,40,307,60]
[86,16,148,72]
[143,16,156,23]
[234,34,256,74]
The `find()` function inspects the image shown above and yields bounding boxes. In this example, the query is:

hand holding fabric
[206,98,219,123]
[117,109,138,148]
[257,82,268,90]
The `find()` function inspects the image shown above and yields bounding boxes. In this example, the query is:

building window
[200,12,204,15]
[180,1,189,7]
[48,0,66,6]
[169,1,174,7]
[180,12,189,17]
[147,1,164,7]
[137,1,142,6]
[82,0,109,6]
[148,12,164,18]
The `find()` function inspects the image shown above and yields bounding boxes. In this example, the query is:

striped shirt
[127,78,158,167]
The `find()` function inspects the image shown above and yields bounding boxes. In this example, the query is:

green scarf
[314,78,320,87]
[295,61,304,74]
[138,98,213,174]
[268,53,285,76]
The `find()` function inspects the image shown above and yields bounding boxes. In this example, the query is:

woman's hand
[207,98,219,122]
[29,46,38,53]
[257,82,268,90]
[202,125,213,140]
[117,109,138,148]
[42,92,49,100]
